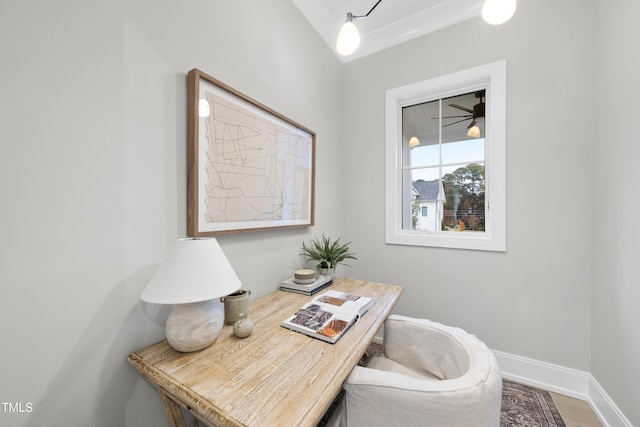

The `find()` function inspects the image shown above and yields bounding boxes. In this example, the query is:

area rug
[318,344,567,427]
[501,379,566,427]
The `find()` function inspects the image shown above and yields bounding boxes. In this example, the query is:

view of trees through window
[402,90,486,233]
[440,163,485,231]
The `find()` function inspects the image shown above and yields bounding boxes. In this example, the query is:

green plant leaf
[300,234,357,269]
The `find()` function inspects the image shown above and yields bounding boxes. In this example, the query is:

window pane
[400,89,487,233]
[441,163,485,232]
[403,168,443,231]
[440,91,485,144]
[402,99,440,167]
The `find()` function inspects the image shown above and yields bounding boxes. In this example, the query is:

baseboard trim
[492,350,632,427]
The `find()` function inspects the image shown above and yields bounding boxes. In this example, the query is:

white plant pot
[318,267,336,278]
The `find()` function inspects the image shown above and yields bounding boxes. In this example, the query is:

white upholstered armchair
[329,315,502,427]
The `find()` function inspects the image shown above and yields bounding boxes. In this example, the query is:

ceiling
[291,0,487,62]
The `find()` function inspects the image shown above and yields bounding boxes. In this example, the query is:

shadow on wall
[25,266,169,427]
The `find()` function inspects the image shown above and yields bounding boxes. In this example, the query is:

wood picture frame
[187,68,315,236]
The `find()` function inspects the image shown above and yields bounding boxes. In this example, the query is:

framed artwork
[187,68,315,236]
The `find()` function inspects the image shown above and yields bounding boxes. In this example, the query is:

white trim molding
[493,350,633,427]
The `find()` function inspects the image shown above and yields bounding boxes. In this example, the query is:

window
[385,61,506,251]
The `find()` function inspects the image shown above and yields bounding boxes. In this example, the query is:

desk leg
[157,388,188,427]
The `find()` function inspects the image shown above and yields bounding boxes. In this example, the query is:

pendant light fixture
[336,0,382,56]
[481,0,517,25]
[336,0,515,56]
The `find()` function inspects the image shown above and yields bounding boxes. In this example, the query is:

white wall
[342,0,639,424]
[592,0,640,424]
[0,1,342,426]
[2,0,638,426]
[342,0,594,372]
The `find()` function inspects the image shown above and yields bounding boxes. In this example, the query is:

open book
[281,290,374,344]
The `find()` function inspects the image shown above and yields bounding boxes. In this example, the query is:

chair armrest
[345,364,485,393]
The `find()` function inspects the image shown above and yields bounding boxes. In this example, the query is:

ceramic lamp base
[165,299,224,352]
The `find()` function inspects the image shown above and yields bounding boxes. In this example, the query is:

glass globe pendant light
[482,0,517,25]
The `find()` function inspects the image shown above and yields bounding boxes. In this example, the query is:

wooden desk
[129,278,403,427]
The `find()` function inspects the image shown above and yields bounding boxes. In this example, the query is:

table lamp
[141,237,241,352]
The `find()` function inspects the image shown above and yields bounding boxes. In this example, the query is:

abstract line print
[202,90,312,224]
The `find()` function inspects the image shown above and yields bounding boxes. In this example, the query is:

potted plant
[301,234,357,277]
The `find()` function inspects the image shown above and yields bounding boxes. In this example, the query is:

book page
[313,291,373,317]
[288,304,352,339]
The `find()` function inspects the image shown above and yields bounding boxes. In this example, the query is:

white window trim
[385,60,506,251]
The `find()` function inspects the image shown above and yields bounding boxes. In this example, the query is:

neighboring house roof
[412,179,441,201]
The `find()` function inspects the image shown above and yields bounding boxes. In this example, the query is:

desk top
[129,278,403,427]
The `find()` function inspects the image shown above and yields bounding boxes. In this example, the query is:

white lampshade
[141,237,241,305]
[482,0,517,25]
[336,21,360,56]
[409,136,420,148]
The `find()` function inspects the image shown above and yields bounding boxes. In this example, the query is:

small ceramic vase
[233,313,254,338]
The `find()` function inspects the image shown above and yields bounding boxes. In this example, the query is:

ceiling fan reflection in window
[436,90,485,138]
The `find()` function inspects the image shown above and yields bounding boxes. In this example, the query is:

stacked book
[280,275,333,295]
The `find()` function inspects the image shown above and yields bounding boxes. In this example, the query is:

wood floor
[549,391,602,427]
